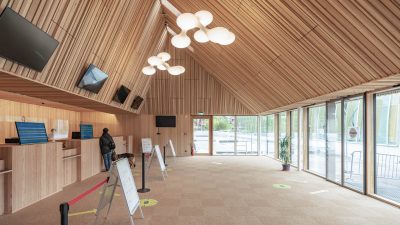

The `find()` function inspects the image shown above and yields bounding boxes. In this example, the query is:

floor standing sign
[168,139,177,158]
[154,145,168,180]
[95,158,143,225]
[141,138,153,153]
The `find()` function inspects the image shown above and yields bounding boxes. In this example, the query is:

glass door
[343,96,364,192]
[327,100,342,183]
[193,116,211,155]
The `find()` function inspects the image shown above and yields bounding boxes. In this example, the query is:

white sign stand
[154,145,168,180]
[95,158,143,225]
[141,138,153,153]
[168,139,177,160]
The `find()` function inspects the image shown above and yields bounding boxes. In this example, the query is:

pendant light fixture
[171,10,235,48]
[142,52,185,76]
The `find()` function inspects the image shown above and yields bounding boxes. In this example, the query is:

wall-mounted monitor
[80,124,93,139]
[0,7,59,72]
[131,96,144,110]
[77,64,108,93]
[113,85,131,104]
[156,116,176,128]
[15,122,48,144]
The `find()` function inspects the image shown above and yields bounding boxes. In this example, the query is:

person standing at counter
[99,128,115,171]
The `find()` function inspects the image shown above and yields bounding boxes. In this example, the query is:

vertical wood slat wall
[0,0,166,113]
[143,40,253,115]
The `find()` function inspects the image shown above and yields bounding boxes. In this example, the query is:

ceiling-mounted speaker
[131,96,144,110]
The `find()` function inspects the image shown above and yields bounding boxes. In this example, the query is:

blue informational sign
[15,122,48,145]
[80,124,93,139]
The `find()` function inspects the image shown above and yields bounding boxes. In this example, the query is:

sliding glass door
[261,115,274,157]
[308,105,326,176]
[343,96,364,192]
[236,116,258,155]
[327,101,342,183]
[213,116,235,155]
[375,91,400,203]
[278,112,287,159]
[290,110,299,167]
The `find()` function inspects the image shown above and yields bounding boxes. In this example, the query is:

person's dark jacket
[99,133,114,155]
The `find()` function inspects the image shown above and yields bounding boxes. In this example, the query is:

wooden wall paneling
[143,40,253,115]
[62,148,80,187]
[0,148,11,214]
[131,115,192,157]
[113,136,126,155]
[80,139,102,181]
[0,98,81,144]
[8,142,63,212]
[0,0,166,114]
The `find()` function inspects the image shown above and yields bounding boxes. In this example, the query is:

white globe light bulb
[176,13,198,30]
[195,10,213,26]
[168,66,185,75]
[147,56,163,66]
[207,27,230,44]
[194,29,209,43]
[142,66,156,75]
[219,31,236,45]
[157,52,171,62]
[171,31,191,48]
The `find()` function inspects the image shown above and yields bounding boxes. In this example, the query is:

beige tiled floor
[1,156,399,225]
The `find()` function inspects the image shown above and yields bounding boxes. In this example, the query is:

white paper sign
[154,145,166,172]
[169,139,176,157]
[116,158,140,215]
[141,138,153,153]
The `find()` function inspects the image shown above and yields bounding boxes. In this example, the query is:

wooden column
[302,108,309,170]
[366,93,375,194]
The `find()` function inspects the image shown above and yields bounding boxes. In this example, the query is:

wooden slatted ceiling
[142,38,253,115]
[163,0,400,114]
[0,0,166,114]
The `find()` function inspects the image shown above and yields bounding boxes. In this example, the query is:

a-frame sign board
[95,158,143,225]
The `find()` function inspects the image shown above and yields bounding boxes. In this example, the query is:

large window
[375,91,400,203]
[213,116,235,155]
[279,112,287,158]
[290,110,299,166]
[261,115,274,157]
[236,116,258,155]
[308,105,326,176]
[343,96,364,192]
[327,101,342,183]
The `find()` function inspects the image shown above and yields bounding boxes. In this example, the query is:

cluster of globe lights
[171,10,235,48]
[142,52,185,76]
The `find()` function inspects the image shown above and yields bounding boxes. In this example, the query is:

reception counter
[0,142,63,214]
[0,136,128,215]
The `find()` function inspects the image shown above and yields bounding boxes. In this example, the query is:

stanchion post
[60,202,69,225]
[163,146,168,167]
[137,153,150,193]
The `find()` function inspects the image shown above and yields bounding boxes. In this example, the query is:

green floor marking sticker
[140,199,158,207]
[272,184,291,189]
[166,168,173,172]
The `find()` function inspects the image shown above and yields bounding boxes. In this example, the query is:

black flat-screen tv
[0,7,59,72]
[77,64,108,93]
[156,116,176,128]
[131,96,144,109]
[113,85,131,104]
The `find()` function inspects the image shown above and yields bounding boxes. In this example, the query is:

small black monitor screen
[113,85,131,104]
[77,64,108,93]
[156,116,176,128]
[0,7,59,71]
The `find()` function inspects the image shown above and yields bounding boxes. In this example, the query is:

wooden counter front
[0,142,63,213]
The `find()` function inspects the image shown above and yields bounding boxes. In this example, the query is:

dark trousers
[102,152,112,171]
